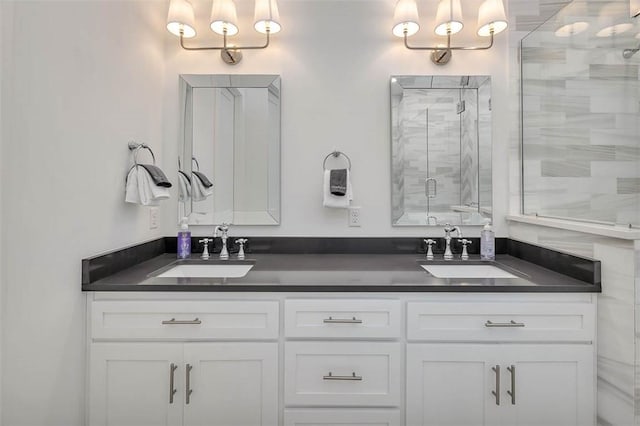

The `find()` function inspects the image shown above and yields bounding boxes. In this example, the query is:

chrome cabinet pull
[491,365,500,405]
[169,363,178,404]
[161,318,202,325]
[323,316,363,324]
[185,364,193,405]
[507,365,516,405]
[485,320,525,328]
[323,372,363,381]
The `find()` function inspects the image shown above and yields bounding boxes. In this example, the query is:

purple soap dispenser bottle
[177,217,191,259]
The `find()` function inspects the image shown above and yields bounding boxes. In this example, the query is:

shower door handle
[425,178,437,198]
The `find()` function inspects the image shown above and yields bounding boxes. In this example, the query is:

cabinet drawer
[284,409,401,426]
[284,299,401,339]
[284,342,401,407]
[91,300,279,340]
[407,302,595,342]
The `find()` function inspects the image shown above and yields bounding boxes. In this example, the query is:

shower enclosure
[521,0,640,227]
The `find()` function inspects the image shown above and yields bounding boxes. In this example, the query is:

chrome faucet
[443,223,462,260]
[214,223,230,260]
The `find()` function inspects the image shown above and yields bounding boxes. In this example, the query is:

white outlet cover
[149,207,159,229]
[348,206,361,227]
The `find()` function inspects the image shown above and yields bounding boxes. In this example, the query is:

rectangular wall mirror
[391,75,492,226]
[178,74,281,225]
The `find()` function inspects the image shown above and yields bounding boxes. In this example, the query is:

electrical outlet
[348,207,361,227]
[149,207,159,229]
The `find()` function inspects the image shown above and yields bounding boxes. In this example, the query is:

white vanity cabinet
[86,292,596,426]
[406,298,596,426]
[87,297,279,426]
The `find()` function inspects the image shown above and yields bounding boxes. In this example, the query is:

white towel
[125,166,170,206]
[192,172,214,202]
[178,172,191,202]
[323,169,353,209]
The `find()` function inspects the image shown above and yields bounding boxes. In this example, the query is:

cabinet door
[500,345,594,426]
[89,343,183,426]
[182,343,278,426]
[407,344,501,426]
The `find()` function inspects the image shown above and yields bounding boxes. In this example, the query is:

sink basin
[155,263,254,278]
[421,264,517,279]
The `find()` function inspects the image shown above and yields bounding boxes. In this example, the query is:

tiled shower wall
[399,89,462,215]
[395,88,487,218]
[520,0,640,226]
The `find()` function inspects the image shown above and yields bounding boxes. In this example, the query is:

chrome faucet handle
[458,239,472,260]
[198,238,211,260]
[235,238,248,260]
[424,239,436,260]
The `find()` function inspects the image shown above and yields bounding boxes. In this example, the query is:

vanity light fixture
[392,0,508,65]
[166,0,281,65]
[632,0,640,18]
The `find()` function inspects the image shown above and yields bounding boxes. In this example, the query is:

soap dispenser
[480,219,495,261]
[177,217,191,259]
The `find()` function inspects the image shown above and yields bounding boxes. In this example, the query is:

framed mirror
[391,75,492,226]
[178,74,281,225]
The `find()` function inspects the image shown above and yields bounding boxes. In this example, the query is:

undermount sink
[420,264,518,279]
[154,262,254,278]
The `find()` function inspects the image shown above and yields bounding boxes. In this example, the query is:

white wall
[161,0,511,238]
[0,1,167,425]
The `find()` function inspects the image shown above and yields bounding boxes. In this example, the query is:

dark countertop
[82,253,601,293]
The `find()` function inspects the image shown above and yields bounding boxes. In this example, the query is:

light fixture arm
[403,28,494,65]
[178,28,271,65]
[403,29,495,51]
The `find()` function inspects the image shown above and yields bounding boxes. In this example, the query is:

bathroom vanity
[82,239,599,426]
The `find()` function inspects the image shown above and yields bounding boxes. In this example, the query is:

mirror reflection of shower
[391,75,492,227]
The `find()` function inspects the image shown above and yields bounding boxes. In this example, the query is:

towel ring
[323,151,351,171]
[128,141,156,166]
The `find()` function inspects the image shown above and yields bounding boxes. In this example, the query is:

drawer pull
[169,363,178,404]
[162,318,202,325]
[323,316,363,324]
[323,372,363,381]
[485,320,525,328]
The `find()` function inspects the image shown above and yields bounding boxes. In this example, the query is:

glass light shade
[166,0,196,38]
[477,0,508,36]
[632,0,640,18]
[434,0,463,36]
[392,0,420,37]
[554,22,589,37]
[596,23,633,37]
[254,0,281,34]
[210,0,239,36]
